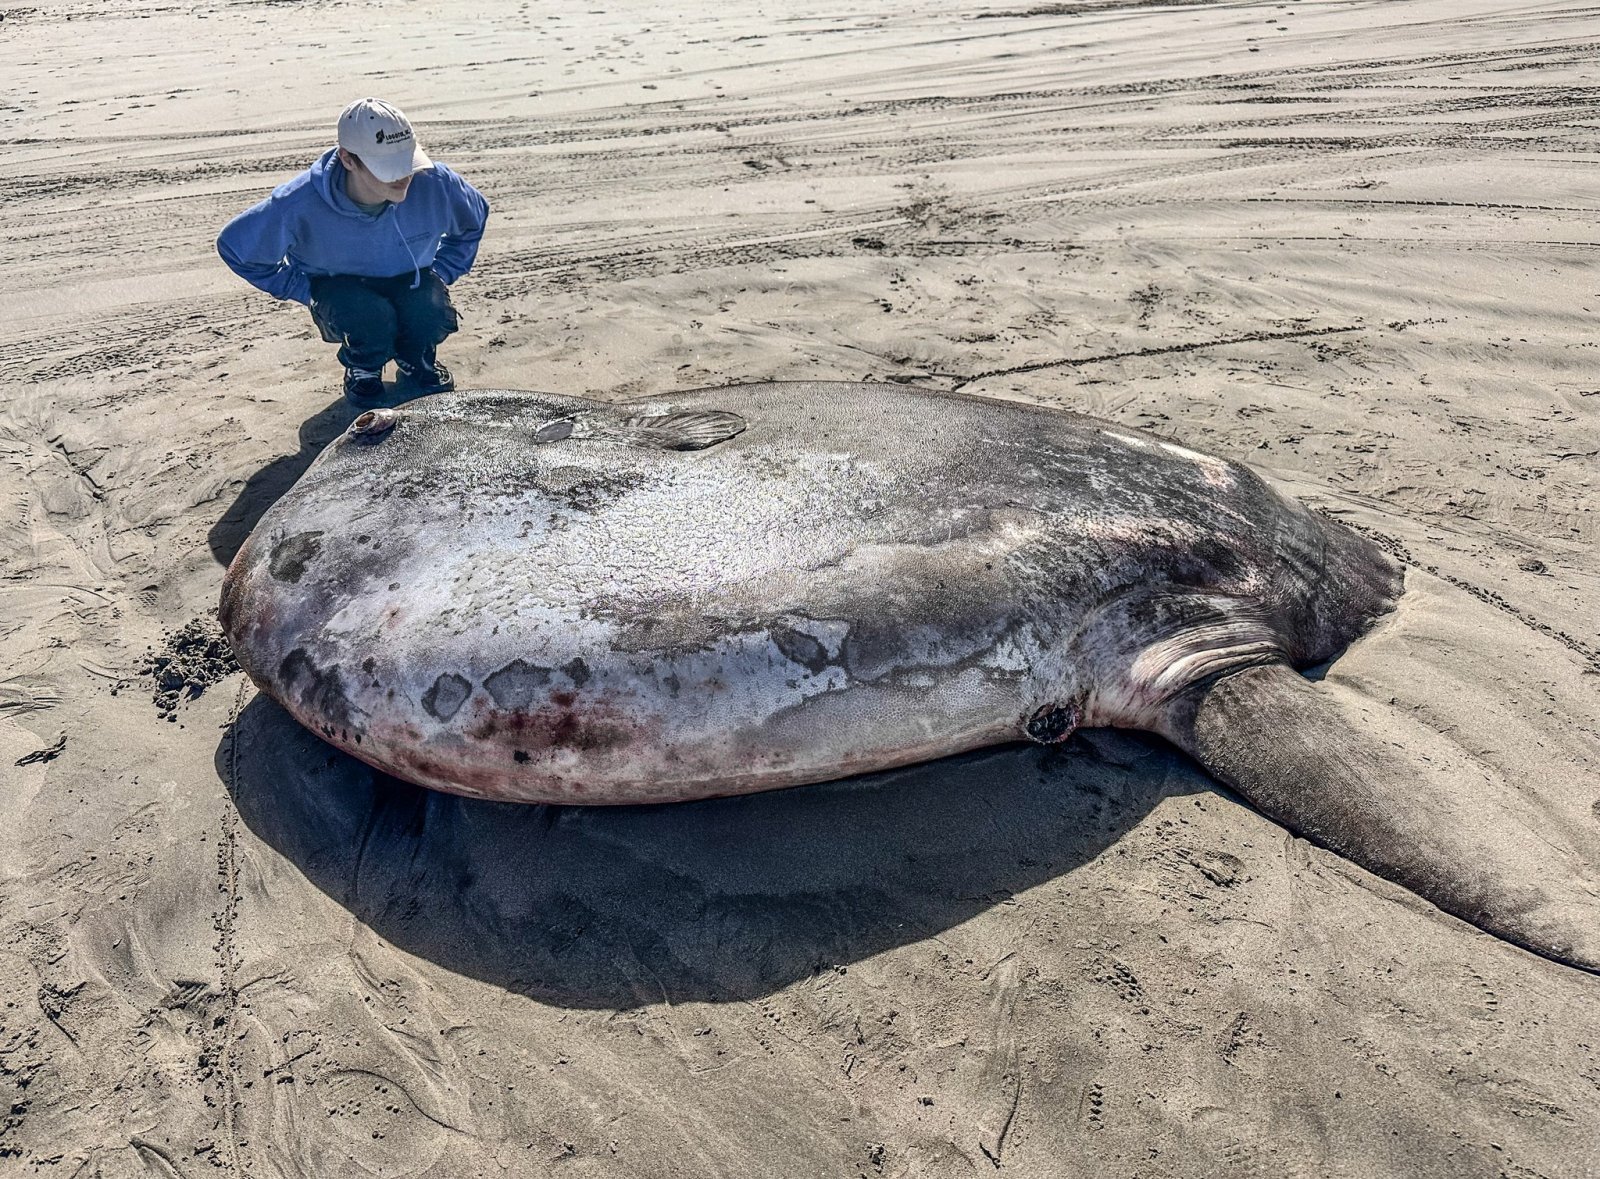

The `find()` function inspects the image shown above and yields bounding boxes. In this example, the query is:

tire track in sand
[207,678,251,1177]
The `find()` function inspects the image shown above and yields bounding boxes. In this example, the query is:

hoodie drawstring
[393,214,421,289]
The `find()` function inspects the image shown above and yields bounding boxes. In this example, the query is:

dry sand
[3,0,1599,1174]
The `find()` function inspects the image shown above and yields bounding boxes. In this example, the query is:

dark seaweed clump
[135,616,240,721]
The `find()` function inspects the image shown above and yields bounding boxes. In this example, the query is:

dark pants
[308,270,460,372]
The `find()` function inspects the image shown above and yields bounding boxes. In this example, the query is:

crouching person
[217,97,490,405]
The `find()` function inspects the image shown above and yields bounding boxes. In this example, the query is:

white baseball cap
[337,97,432,183]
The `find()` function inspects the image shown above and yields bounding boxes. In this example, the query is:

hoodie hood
[311,148,378,219]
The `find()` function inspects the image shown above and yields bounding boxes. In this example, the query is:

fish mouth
[1024,698,1083,744]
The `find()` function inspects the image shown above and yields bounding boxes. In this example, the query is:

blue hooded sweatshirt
[216,148,489,305]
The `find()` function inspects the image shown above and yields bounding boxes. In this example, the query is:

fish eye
[349,408,398,439]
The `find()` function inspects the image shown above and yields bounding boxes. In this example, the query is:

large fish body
[221,382,1394,803]
[221,381,1598,972]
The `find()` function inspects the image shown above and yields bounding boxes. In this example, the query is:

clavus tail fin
[1160,662,1599,973]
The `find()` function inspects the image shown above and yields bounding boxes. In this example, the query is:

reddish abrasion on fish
[383,748,515,800]
[232,597,284,663]
[339,691,669,803]
[462,695,643,757]
[221,557,275,649]
[330,679,942,805]
[288,708,514,800]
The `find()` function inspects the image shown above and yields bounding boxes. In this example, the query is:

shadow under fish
[223,692,1198,1008]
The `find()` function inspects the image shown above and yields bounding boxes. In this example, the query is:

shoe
[343,367,386,405]
[395,356,455,394]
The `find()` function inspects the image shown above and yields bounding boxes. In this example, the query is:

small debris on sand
[138,616,239,720]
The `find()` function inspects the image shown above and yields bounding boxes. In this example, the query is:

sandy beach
[2,0,1598,1174]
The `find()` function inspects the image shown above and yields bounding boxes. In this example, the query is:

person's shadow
[207,397,363,566]
[221,694,1211,1010]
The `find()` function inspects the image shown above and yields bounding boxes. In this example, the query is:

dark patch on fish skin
[279,648,355,731]
[422,673,473,721]
[610,609,729,657]
[514,750,530,763]
[566,475,644,512]
[268,531,324,584]
[771,624,831,674]
[539,466,648,513]
[1178,534,1246,584]
[840,620,912,681]
[563,658,591,688]
[484,659,554,710]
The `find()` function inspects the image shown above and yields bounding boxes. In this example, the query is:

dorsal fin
[537,408,747,451]
[615,410,747,450]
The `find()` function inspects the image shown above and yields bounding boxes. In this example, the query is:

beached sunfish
[220,382,1598,973]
